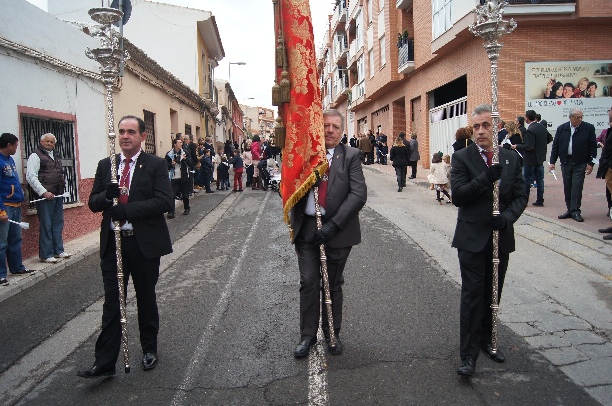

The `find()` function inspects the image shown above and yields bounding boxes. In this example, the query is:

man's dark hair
[398,132,406,139]
[172,138,181,147]
[516,116,525,126]
[564,83,575,90]
[525,110,537,122]
[535,113,541,121]
[118,115,146,133]
[0,133,18,148]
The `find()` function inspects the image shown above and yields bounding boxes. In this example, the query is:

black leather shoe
[142,353,158,370]
[481,343,506,363]
[604,234,612,240]
[167,212,175,219]
[558,211,572,219]
[598,227,612,233]
[77,365,116,378]
[183,209,190,215]
[293,338,316,358]
[532,201,544,207]
[456,356,476,376]
[326,336,343,355]
[572,213,584,222]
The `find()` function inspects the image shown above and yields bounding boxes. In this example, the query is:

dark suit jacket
[516,122,548,166]
[290,144,367,248]
[550,121,597,166]
[89,152,174,259]
[596,128,612,178]
[451,143,527,254]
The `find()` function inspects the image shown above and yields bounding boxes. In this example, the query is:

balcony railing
[398,39,414,74]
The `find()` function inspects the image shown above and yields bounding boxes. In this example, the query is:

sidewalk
[367,160,612,239]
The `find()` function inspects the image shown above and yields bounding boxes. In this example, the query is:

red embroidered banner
[275,0,327,225]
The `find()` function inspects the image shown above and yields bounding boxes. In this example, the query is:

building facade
[319,0,612,168]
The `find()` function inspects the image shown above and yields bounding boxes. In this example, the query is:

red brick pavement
[365,162,612,236]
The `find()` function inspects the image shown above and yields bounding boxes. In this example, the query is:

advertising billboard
[525,60,612,135]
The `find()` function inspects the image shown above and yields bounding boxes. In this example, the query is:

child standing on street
[379,141,388,165]
[217,156,230,190]
[427,152,451,204]
[229,149,244,192]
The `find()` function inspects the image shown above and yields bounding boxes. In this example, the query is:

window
[357,55,365,84]
[378,0,384,12]
[185,124,192,136]
[143,110,156,155]
[367,0,373,24]
[21,114,78,207]
[369,50,375,78]
[379,35,386,67]
[432,0,453,40]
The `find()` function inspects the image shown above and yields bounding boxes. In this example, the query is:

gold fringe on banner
[276,39,285,68]
[274,115,286,148]
[280,68,290,103]
[271,83,281,106]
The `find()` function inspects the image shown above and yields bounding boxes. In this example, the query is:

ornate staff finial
[468,0,516,358]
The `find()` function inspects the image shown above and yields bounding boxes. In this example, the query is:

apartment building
[319,0,612,168]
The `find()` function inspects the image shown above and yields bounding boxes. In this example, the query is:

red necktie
[118,158,131,225]
[483,150,493,167]
[318,168,329,209]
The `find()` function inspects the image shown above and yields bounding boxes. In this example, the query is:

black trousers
[560,157,587,215]
[457,237,509,361]
[95,233,160,369]
[409,160,418,178]
[170,179,190,211]
[294,216,351,341]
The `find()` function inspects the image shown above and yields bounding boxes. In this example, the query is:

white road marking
[170,192,271,406]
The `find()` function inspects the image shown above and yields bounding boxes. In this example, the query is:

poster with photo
[525,60,612,135]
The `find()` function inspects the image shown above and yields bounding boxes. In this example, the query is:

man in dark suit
[290,109,367,358]
[78,115,173,378]
[451,104,527,376]
[549,108,597,222]
[513,110,549,206]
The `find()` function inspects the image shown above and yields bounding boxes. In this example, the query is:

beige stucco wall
[113,64,203,158]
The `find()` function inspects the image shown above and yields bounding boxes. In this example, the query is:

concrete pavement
[363,161,612,405]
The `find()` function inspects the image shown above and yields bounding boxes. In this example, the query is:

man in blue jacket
[0,133,34,286]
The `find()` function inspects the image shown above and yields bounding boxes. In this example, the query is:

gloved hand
[106,183,120,200]
[491,215,507,230]
[485,163,503,183]
[313,220,339,245]
[108,204,127,221]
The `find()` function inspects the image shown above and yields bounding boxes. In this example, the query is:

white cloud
[24,0,332,110]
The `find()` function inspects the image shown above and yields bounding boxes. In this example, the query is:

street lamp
[228,61,246,82]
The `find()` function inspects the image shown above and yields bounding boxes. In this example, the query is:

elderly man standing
[451,104,527,376]
[26,133,71,263]
[0,133,34,286]
[549,108,597,222]
[290,109,367,358]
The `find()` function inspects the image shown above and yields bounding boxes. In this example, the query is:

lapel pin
[506,160,509,164]
[139,164,143,168]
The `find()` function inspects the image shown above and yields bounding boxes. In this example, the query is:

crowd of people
[164,133,281,218]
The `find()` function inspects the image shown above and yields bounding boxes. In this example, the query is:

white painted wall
[0,0,106,179]
[49,0,210,93]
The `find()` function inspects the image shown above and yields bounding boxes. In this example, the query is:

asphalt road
[0,179,603,405]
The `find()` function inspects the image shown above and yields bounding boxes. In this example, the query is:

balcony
[504,0,575,15]
[396,0,413,9]
[347,38,362,68]
[347,0,360,25]
[397,39,414,75]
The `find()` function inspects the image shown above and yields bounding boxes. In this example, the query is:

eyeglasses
[571,115,583,119]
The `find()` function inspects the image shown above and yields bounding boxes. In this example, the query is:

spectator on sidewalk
[596,110,612,240]
[408,132,420,179]
[427,152,451,204]
[200,149,214,194]
[451,104,527,376]
[452,126,474,153]
[229,149,244,192]
[513,110,549,206]
[549,108,597,222]
[26,133,72,263]
[358,132,373,164]
[0,133,34,286]
[166,138,193,218]
[390,135,410,192]
[398,132,413,186]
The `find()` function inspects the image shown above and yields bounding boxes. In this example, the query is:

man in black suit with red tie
[78,115,173,378]
[290,109,367,358]
[549,108,597,222]
[451,104,527,376]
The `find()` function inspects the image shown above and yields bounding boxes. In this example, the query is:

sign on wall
[525,60,612,134]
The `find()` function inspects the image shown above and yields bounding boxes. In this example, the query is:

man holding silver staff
[451,104,527,376]
[78,115,173,378]
[26,133,71,263]
[289,109,367,358]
